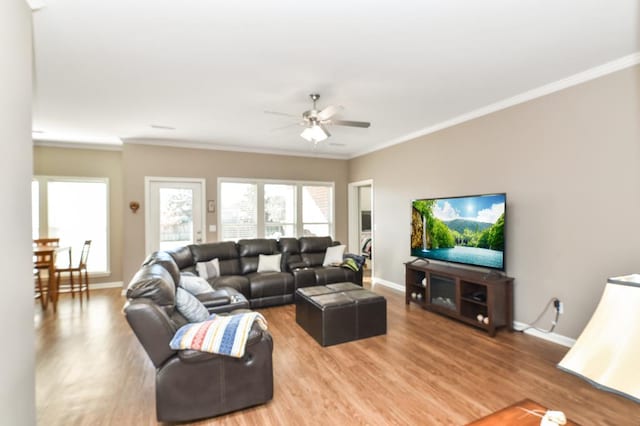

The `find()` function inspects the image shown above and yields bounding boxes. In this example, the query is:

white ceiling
[31,0,639,159]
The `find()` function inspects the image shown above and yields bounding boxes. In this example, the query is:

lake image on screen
[411,194,505,269]
[411,246,504,269]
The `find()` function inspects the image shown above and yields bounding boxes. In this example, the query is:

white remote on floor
[540,410,567,425]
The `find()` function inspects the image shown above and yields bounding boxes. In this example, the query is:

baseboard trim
[513,321,576,348]
[91,281,123,290]
[373,277,576,348]
[372,277,405,293]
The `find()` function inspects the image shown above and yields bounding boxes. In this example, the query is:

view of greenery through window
[220,180,333,241]
[159,188,193,249]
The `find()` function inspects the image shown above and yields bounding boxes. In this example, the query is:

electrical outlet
[558,301,564,315]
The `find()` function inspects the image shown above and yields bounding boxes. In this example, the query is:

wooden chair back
[78,240,91,268]
[34,238,60,247]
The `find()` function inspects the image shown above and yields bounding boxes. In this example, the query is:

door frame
[348,179,374,282]
[144,176,206,254]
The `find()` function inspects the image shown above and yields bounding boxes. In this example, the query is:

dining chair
[34,268,48,310]
[55,240,92,300]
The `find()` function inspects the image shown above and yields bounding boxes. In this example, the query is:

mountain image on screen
[411,194,506,270]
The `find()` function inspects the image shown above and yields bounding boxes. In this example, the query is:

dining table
[33,244,70,312]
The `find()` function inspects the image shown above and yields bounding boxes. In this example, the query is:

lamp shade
[557,274,640,403]
[301,124,330,143]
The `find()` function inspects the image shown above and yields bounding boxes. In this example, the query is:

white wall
[0,1,36,424]
[349,65,640,339]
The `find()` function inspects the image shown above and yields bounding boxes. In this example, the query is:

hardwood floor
[36,286,640,425]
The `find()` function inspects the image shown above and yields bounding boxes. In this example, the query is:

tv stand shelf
[405,261,514,336]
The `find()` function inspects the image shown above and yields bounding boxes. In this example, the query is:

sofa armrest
[288,261,308,271]
[124,299,178,368]
[292,267,317,289]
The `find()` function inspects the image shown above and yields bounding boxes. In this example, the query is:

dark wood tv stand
[405,261,514,336]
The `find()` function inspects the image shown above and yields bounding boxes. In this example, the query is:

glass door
[146,178,205,253]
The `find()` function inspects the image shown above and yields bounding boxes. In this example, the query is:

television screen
[410,193,506,270]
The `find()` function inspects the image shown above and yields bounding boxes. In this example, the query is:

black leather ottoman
[346,289,387,339]
[295,284,387,347]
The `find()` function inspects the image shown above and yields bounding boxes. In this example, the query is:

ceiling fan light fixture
[300,124,330,143]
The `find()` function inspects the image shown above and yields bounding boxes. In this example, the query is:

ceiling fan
[266,93,371,143]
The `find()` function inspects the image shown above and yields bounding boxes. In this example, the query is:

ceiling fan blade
[331,119,371,128]
[317,105,343,121]
[264,110,299,118]
[270,122,304,132]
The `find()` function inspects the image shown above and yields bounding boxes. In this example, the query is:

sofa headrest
[237,239,278,257]
[127,263,176,308]
[299,236,333,253]
[166,245,194,270]
[143,251,181,285]
[278,238,300,254]
[190,242,239,262]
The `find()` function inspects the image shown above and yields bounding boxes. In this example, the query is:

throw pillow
[341,258,359,271]
[175,287,209,323]
[196,258,220,280]
[257,253,282,272]
[323,244,346,266]
[179,274,214,296]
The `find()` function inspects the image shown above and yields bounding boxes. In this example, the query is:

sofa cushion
[175,287,210,323]
[190,242,242,276]
[247,272,294,299]
[238,239,279,274]
[210,275,251,298]
[299,236,335,267]
[278,238,302,271]
[127,263,177,308]
[257,254,281,273]
[323,244,345,266]
[179,274,213,296]
[196,258,220,280]
[166,245,195,270]
[143,251,181,286]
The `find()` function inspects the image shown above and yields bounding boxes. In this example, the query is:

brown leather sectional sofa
[124,236,363,422]
[163,236,363,308]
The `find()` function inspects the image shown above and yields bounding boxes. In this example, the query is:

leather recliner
[124,258,274,422]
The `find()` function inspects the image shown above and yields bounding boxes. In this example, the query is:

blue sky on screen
[433,194,505,224]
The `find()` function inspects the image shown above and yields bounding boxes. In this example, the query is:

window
[219,179,334,240]
[32,176,109,274]
[220,182,257,241]
[302,185,332,237]
[264,184,296,239]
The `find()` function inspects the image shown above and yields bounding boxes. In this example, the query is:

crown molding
[33,139,123,151]
[122,138,349,160]
[350,52,640,159]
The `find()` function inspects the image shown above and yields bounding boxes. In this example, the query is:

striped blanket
[170,312,268,358]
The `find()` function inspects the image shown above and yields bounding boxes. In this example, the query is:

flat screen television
[410,193,506,271]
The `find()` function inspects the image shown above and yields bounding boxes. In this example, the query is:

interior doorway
[145,177,206,254]
[348,179,374,286]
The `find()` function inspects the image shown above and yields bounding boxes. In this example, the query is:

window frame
[218,177,335,241]
[32,175,111,276]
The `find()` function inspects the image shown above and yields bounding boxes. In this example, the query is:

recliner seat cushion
[210,275,250,297]
[247,272,294,298]
[190,242,242,276]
